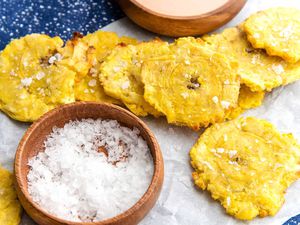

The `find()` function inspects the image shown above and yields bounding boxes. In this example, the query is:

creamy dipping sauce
[134,0,229,17]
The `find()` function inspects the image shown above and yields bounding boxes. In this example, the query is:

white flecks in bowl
[27,119,154,222]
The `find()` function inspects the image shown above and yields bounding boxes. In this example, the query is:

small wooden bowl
[117,0,246,37]
[14,102,164,225]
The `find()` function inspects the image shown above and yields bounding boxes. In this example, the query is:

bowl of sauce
[117,0,246,36]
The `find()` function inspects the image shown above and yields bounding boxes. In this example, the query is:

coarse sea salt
[27,119,154,222]
[20,77,33,87]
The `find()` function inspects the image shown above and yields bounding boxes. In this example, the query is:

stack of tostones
[99,40,172,117]
[203,27,281,92]
[190,117,300,220]
[0,34,76,122]
[241,7,300,87]
[99,36,242,129]
[243,7,300,63]
[200,7,300,118]
[0,166,22,225]
[60,30,137,104]
[204,26,300,92]
[1,7,300,132]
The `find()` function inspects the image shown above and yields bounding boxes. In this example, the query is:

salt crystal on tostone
[212,96,219,104]
[20,77,33,87]
[35,71,45,80]
[88,79,97,87]
[221,100,230,109]
[121,81,130,89]
[27,119,154,222]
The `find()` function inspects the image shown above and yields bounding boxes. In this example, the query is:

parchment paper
[1,0,300,224]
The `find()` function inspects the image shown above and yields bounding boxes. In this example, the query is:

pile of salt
[27,119,154,222]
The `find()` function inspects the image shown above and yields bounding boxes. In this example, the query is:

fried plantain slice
[190,117,300,220]
[100,40,171,117]
[0,34,76,122]
[243,7,300,63]
[60,31,137,103]
[226,85,265,120]
[202,27,300,92]
[141,38,240,129]
[237,85,265,110]
[0,166,22,225]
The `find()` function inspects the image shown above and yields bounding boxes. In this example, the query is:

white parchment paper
[1,0,300,224]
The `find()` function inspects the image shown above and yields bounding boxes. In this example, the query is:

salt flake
[21,77,33,87]
[212,96,219,104]
[228,150,237,158]
[121,81,130,89]
[221,101,230,109]
[272,64,284,75]
[181,92,189,99]
[217,148,224,153]
[88,79,97,87]
[35,71,45,80]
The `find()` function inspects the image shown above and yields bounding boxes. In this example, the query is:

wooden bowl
[117,0,246,37]
[14,102,164,225]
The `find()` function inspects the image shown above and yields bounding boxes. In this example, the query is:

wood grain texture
[117,0,246,37]
[14,102,164,225]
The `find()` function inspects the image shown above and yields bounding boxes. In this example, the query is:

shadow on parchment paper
[21,213,37,225]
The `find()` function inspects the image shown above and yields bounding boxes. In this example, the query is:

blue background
[0,0,299,224]
[0,0,124,50]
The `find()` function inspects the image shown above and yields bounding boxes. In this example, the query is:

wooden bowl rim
[15,102,164,225]
[128,0,246,20]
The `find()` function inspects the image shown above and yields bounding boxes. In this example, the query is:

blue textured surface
[0,0,299,224]
[283,214,300,225]
[0,0,124,50]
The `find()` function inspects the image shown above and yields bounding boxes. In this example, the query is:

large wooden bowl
[14,102,164,225]
[117,0,246,37]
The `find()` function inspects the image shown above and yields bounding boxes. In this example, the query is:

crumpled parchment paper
[1,0,300,224]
